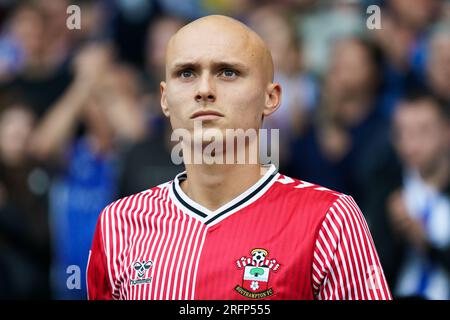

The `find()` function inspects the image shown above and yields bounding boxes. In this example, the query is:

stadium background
[0,0,449,299]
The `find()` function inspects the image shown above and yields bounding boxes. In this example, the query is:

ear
[160,81,170,118]
[263,82,282,117]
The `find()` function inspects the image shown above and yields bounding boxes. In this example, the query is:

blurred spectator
[443,1,450,24]
[300,0,365,76]
[0,103,50,299]
[388,94,449,299]
[33,0,74,69]
[28,43,146,299]
[372,0,442,117]
[387,0,440,32]
[426,25,450,107]
[0,1,73,118]
[109,0,162,67]
[247,5,318,168]
[145,15,184,86]
[142,15,184,127]
[363,93,450,299]
[71,0,111,43]
[289,37,386,202]
[118,121,183,197]
[118,15,184,197]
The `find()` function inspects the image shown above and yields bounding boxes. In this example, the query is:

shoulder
[98,180,172,224]
[272,173,360,222]
[273,173,344,205]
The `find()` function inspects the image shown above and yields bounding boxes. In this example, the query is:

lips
[190,110,224,120]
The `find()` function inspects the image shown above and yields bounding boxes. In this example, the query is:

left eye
[221,69,238,78]
[180,70,193,78]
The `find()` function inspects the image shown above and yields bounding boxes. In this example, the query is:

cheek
[426,131,446,156]
[221,85,265,127]
[166,85,183,110]
[165,85,192,126]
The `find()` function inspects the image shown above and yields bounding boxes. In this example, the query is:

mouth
[190,110,224,120]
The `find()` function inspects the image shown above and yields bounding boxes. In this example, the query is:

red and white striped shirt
[87,164,392,300]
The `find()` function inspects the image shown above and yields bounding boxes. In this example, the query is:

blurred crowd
[0,0,449,300]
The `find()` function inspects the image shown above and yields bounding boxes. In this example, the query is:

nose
[195,73,216,103]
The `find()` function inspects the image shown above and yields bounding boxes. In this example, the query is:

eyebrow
[170,61,249,74]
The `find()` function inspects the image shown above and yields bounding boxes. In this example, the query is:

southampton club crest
[235,248,281,299]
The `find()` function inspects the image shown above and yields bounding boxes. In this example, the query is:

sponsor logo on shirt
[235,248,281,299]
[130,260,153,286]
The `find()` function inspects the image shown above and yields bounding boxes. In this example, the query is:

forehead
[396,102,440,125]
[166,23,258,68]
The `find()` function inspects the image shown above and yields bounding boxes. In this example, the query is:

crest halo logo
[235,248,281,299]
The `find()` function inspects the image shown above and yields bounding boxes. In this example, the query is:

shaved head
[165,15,274,83]
[160,14,282,138]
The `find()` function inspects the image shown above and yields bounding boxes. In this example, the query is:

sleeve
[87,212,113,300]
[311,195,393,300]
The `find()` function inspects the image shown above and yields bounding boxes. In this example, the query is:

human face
[0,106,35,165]
[327,39,375,97]
[160,16,281,136]
[428,34,450,100]
[146,18,183,76]
[394,100,449,172]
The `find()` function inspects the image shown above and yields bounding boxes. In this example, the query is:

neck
[180,163,267,211]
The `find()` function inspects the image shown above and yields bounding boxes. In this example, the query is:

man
[427,25,450,107]
[87,15,391,300]
[389,94,450,299]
